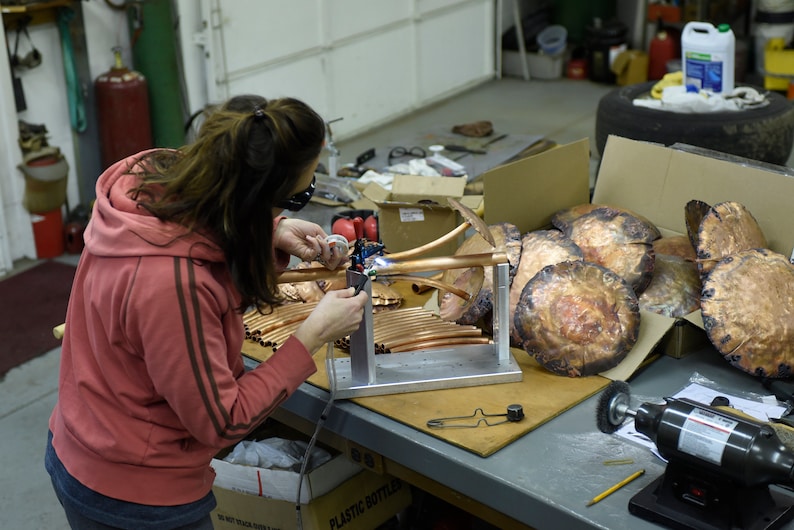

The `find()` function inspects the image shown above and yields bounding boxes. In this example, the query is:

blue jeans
[54,497,214,530]
[46,431,216,530]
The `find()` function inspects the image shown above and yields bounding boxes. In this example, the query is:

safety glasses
[388,146,425,165]
[277,175,315,211]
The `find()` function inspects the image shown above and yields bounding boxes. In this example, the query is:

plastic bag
[634,85,769,113]
[223,437,333,472]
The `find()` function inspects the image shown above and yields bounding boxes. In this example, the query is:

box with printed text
[210,466,411,530]
[361,174,482,258]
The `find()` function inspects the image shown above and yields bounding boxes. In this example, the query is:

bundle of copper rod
[335,307,489,353]
[243,302,318,351]
[242,304,490,354]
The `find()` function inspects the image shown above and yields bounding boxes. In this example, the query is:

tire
[595,82,794,166]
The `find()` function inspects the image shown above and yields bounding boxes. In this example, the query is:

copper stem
[278,252,508,283]
[411,272,444,294]
[385,222,470,261]
[388,274,471,301]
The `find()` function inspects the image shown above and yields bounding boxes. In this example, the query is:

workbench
[259,345,794,529]
[262,130,794,527]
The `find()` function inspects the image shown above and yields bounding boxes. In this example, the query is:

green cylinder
[553,0,616,46]
[128,0,185,148]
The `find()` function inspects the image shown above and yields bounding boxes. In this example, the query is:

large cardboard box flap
[483,138,590,233]
[594,136,794,255]
[482,134,794,380]
[595,136,794,377]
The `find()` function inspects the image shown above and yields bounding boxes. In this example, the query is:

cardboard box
[482,135,794,379]
[764,37,794,91]
[362,175,483,257]
[611,50,649,86]
[211,450,363,503]
[211,466,412,530]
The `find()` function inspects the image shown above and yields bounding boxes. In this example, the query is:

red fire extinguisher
[95,47,153,169]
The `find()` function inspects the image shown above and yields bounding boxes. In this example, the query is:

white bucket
[682,21,735,94]
[537,25,568,56]
[758,0,794,12]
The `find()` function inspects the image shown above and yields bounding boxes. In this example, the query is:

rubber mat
[0,260,75,379]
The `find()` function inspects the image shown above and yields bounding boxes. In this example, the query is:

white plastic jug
[682,22,735,95]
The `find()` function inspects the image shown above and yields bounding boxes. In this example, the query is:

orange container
[31,208,64,259]
[648,30,679,80]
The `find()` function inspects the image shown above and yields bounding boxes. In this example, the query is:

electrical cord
[295,274,367,528]
[295,341,338,530]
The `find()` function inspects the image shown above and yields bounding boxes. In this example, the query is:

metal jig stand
[327,259,523,399]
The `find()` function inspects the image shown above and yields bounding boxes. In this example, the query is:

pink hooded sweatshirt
[48,152,317,506]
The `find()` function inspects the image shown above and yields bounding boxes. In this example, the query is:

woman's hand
[293,288,369,353]
[274,218,348,270]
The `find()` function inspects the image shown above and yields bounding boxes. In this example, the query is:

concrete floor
[0,76,669,529]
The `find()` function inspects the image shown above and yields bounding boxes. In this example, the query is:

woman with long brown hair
[45,94,367,529]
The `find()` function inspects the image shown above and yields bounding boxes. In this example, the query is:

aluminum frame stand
[328,263,523,399]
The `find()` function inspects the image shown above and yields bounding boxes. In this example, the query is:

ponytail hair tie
[253,106,266,121]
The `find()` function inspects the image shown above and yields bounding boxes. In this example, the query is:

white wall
[182,0,495,141]
[1,0,495,267]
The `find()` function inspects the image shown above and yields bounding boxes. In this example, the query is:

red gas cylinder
[648,27,679,80]
[95,47,153,168]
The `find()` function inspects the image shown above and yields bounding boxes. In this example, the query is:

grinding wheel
[701,248,794,379]
[514,260,640,377]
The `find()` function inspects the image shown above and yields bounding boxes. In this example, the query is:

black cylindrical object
[584,18,628,84]
[635,397,794,487]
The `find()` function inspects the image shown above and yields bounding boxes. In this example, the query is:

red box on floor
[31,208,64,259]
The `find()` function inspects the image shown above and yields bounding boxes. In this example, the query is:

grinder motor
[596,380,794,529]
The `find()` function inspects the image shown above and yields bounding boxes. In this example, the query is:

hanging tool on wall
[56,7,87,132]
[6,15,38,112]
[10,16,42,70]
